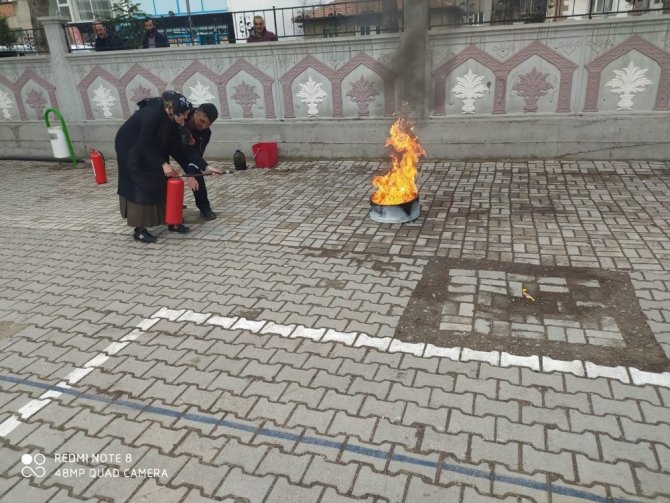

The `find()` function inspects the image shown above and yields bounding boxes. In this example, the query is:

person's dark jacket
[173,113,211,173]
[95,33,125,51]
[247,29,278,43]
[115,99,180,205]
[142,31,170,48]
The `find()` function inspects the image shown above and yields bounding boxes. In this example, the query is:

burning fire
[371,117,426,205]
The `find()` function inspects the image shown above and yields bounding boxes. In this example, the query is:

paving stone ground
[0,159,669,503]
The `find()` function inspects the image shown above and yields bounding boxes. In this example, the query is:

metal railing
[231,0,403,41]
[65,15,231,51]
[0,28,48,57]
[429,0,667,27]
[63,0,404,52]
[58,0,668,53]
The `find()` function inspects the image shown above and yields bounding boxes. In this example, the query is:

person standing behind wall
[93,22,125,51]
[246,16,278,43]
[142,18,170,48]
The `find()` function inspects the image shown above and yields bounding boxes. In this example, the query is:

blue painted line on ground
[114,398,144,410]
[183,412,219,425]
[0,373,642,503]
[220,419,257,433]
[346,443,388,459]
[391,452,437,468]
[300,435,342,450]
[259,428,301,442]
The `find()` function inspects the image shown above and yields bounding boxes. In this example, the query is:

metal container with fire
[370,196,420,224]
[369,117,426,224]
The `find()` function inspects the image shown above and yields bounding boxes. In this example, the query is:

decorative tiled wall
[0,17,668,125]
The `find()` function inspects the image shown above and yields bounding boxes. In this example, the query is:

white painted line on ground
[232,318,267,332]
[152,307,185,321]
[0,417,21,437]
[388,339,425,357]
[322,329,358,345]
[83,354,110,368]
[178,310,212,324]
[500,352,540,371]
[629,368,670,387]
[461,348,500,366]
[424,345,460,360]
[103,341,129,356]
[585,362,630,383]
[136,318,159,331]
[208,316,238,329]
[121,329,146,342]
[261,322,296,338]
[148,308,670,389]
[17,399,50,419]
[354,334,392,351]
[65,367,94,384]
[0,319,152,438]
[542,357,585,377]
[291,326,325,342]
[40,382,70,400]
[4,301,669,442]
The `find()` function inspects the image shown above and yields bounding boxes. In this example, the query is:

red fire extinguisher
[89,149,107,184]
[165,178,184,225]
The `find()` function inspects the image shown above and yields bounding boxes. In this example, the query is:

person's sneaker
[133,228,157,243]
[200,209,217,220]
[168,224,190,234]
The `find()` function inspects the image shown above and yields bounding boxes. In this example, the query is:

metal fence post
[273,6,278,35]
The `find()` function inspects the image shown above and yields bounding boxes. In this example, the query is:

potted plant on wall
[100,0,147,49]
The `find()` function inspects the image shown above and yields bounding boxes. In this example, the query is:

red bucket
[252,142,278,168]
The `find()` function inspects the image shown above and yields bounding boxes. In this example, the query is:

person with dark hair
[247,16,278,43]
[173,103,223,220]
[142,18,170,48]
[116,91,192,243]
[93,22,124,51]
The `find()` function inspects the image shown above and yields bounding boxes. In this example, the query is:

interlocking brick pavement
[0,159,669,502]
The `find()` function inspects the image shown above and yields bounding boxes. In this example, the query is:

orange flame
[371,117,426,205]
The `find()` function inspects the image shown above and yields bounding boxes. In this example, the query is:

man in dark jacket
[173,103,222,220]
[93,22,124,51]
[142,18,170,49]
[247,16,278,43]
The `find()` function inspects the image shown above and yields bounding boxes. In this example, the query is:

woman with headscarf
[116,91,192,243]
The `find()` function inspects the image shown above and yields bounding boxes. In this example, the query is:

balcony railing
[0,28,48,57]
[429,0,667,27]
[65,15,231,52]
[233,0,403,40]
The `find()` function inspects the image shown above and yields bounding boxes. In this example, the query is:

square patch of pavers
[396,259,668,372]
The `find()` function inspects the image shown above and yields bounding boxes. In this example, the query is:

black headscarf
[161,91,192,119]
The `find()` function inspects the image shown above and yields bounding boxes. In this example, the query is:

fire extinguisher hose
[177,162,235,177]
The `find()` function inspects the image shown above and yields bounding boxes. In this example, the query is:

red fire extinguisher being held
[165,177,184,225]
[89,149,107,184]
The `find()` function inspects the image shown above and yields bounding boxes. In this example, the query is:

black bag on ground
[233,149,247,171]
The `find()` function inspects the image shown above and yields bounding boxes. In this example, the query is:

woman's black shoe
[133,228,157,243]
[168,224,190,234]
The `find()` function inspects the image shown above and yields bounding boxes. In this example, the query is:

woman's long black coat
[115,101,180,205]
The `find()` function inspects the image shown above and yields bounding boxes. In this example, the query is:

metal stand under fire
[368,117,425,224]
